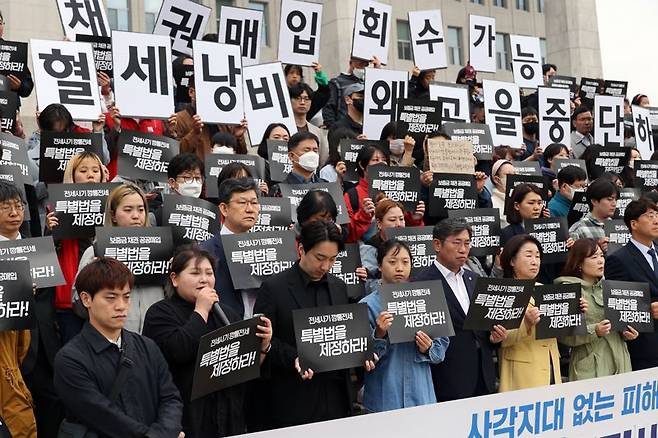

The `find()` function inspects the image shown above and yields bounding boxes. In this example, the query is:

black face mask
[352,99,364,113]
[523,122,539,135]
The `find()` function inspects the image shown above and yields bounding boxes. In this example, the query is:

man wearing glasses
[290,83,329,168]
[570,105,594,159]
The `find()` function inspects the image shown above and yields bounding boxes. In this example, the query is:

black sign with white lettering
[117,131,179,183]
[161,194,221,245]
[504,174,547,216]
[294,303,373,372]
[339,139,381,183]
[633,160,658,188]
[614,188,641,219]
[524,217,569,263]
[222,229,298,290]
[0,40,28,79]
[380,280,454,343]
[191,316,261,400]
[367,165,421,211]
[555,159,588,180]
[604,219,631,246]
[0,164,29,221]
[533,283,586,340]
[329,243,365,300]
[279,182,350,224]
[267,140,292,183]
[0,132,33,186]
[0,260,36,332]
[429,173,477,218]
[76,34,113,77]
[250,197,292,233]
[0,237,65,289]
[602,280,653,333]
[173,63,194,106]
[395,98,442,146]
[384,226,434,277]
[39,131,103,184]
[205,153,265,198]
[578,77,604,110]
[48,183,119,239]
[567,191,589,227]
[548,75,577,100]
[464,277,534,331]
[442,122,494,161]
[511,161,541,176]
[0,91,17,133]
[604,80,628,99]
[448,208,501,257]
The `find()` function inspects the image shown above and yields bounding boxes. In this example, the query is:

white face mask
[295,150,320,172]
[213,145,235,155]
[389,139,405,155]
[178,180,202,198]
[352,68,365,80]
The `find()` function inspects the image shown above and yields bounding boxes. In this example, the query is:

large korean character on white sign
[56,0,111,40]
[632,105,655,159]
[153,0,211,56]
[469,15,496,73]
[363,67,407,140]
[243,62,297,144]
[429,82,470,123]
[510,35,543,89]
[483,79,523,148]
[408,10,447,71]
[352,0,392,65]
[31,39,102,121]
[278,0,323,66]
[539,86,571,146]
[218,6,263,67]
[112,31,174,119]
[594,95,624,146]
[193,41,243,125]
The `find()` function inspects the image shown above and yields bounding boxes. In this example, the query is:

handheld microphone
[212,302,230,326]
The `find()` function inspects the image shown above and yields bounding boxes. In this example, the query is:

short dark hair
[624,198,658,230]
[217,163,253,195]
[543,143,569,165]
[500,234,543,278]
[297,190,338,226]
[75,257,135,298]
[211,132,238,149]
[572,105,592,122]
[299,219,345,252]
[284,64,304,79]
[288,131,319,152]
[506,184,544,225]
[356,144,389,177]
[218,177,258,205]
[0,180,24,204]
[164,244,216,298]
[377,239,412,266]
[327,127,357,166]
[586,178,619,208]
[521,107,538,118]
[560,238,599,278]
[379,121,398,141]
[289,82,314,100]
[202,33,218,42]
[432,218,472,241]
[557,165,587,187]
[38,103,74,132]
[542,63,557,74]
[167,153,204,180]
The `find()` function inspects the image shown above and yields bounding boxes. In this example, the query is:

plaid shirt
[569,212,606,241]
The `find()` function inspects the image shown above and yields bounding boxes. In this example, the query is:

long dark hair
[506,183,543,225]
[560,238,599,278]
[257,123,290,159]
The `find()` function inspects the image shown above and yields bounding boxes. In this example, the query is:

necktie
[647,248,658,281]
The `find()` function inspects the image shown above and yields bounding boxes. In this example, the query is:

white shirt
[219,224,256,319]
[0,232,21,241]
[107,335,122,350]
[434,259,470,314]
[630,237,657,271]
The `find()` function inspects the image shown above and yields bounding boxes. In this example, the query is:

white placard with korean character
[278,0,323,66]
[193,40,243,125]
[351,0,392,65]
[31,39,102,121]
[510,35,543,89]
[218,6,263,67]
[469,15,496,73]
[243,62,297,145]
[594,95,624,147]
[429,82,470,123]
[363,67,408,140]
[408,10,447,71]
[56,0,111,41]
[632,105,655,160]
[153,0,211,56]
[112,31,174,119]
[539,86,571,146]
[483,79,523,148]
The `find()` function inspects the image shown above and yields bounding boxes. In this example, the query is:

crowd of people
[0,7,657,438]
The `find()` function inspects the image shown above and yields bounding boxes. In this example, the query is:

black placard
[293,303,373,372]
[395,98,442,146]
[384,226,435,277]
[634,160,658,188]
[463,277,534,331]
[190,316,261,400]
[221,229,298,290]
[578,77,604,110]
[602,280,654,333]
[448,208,501,257]
[205,153,266,198]
[428,173,477,218]
[339,139,381,183]
[278,182,350,224]
[117,131,179,183]
[174,63,194,105]
[0,237,65,289]
[161,194,221,245]
[48,183,118,239]
[533,283,586,340]
[604,219,631,246]
[94,226,173,285]
[548,75,577,100]
[604,80,628,99]
[250,197,292,232]
[267,139,292,182]
[511,161,541,176]
[0,91,17,133]
[524,217,569,263]
[39,131,103,184]
[380,280,454,343]
[555,159,588,180]
[0,40,28,79]
[76,34,113,77]
[614,188,641,219]
[0,260,36,332]
[329,243,365,300]
[442,122,494,161]
[367,165,421,211]
[0,132,33,186]
[590,146,630,179]
[0,164,29,221]
[504,174,547,216]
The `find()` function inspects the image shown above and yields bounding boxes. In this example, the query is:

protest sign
[153,0,211,56]
[567,191,589,227]
[524,217,570,263]
[442,122,494,161]
[0,40,28,79]
[428,173,477,218]
[533,284,587,340]
[633,160,658,188]
[267,140,292,182]
[426,138,475,175]
[614,188,641,219]
[339,139,381,183]
[0,91,17,133]
[509,35,543,88]
[48,183,119,239]
[217,5,263,66]
[469,15,495,73]
[511,161,541,176]
[117,131,179,183]
[279,182,350,224]
[548,75,577,100]
[250,197,292,233]
[384,226,434,277]
[161,194,221,245]
[602,280,653,333]
[483,79,523,148]
[56,0,110,40]
[76,35,113,77]
[604,220,631,247]
[448,208,501,257]
[367,165,421,211]
[363,67,407,139]
[395,98,442,146]
[408,10,447,71]
[589,146,630,178]
[329,243,365,300]
[205,153,265,198]
[0,260,36,332]
[428,82,470,123]
[0,132,33,186]
[278,0,323,66]
[0,237,65,289]
[352,0,392,64]
[464,277,533,331]
[39,131,103,184]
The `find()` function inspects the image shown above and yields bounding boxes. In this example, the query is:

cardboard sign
[217,5,264,66]
[509,35,543,89]
[279,182,350,224]
[278,0,323,66]
[39,131,104,184]
[602,280,654,333]
[524,217,569,263]
[190,316,261,400]
[0,91,17,133]
[0,40,28,79]
[352,0,392,64]
[329,243,365,300]
[250,197,292,233]
[633,160,658,188]
[396,98,442,146]
[0,132,33,186]
[205,153,265,198]
[604,220,631,247]
[614,188,641,219]
[594,95,624,146]
[548,75,577,100]
[56,0,111,40]
[428,173,477,218]
[539,86,571,146]
[426,139,474,175]
[117,131,179,183]
[442,122,494,161]
[48,183,119,239]
[0,260,36,332]
[75,35,113,77]
[590,146,630,179]
[153,0,211,56]
[428,82,470,123]
[448,208,501,257]
[464,277,534,331]
[339,139,381,183]
[267,140,292,183]
[384,226,435,276]
[367,165,421,211]
[469,15,496,73]
[483,79,523,148]
[0,237,65,289]
[533,284,587,340]
[161,194,221,245]
[380,280,454,343]
[408,10,447,71]
[221,229,299,290]
[363,67,408,140]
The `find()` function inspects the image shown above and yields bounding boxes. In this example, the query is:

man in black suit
[200,177,260,319]
[413,218,507,402]
[605,199,658,370]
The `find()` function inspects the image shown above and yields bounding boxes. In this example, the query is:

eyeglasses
[0,202,25,214]
[230,200,259,209]
[176,176,203,184]
[293,96,311,102]
[642,212,658,221]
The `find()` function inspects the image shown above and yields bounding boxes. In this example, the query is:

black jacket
[413,264,497,401]
[322,73,362,128]
[53,323,183,438]
[142,295,245,437]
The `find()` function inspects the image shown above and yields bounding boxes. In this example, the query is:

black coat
[413,264,497,401]
[142,295,245,437]
[605,241,658,370]
[53,323,183,438]
[250,263,353,430]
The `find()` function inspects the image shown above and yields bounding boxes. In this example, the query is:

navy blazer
[200,234,247,318]
[605,241,658,369]
[413,264,497,401]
